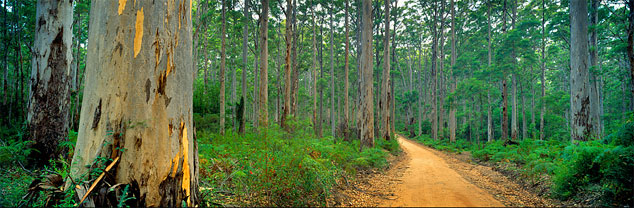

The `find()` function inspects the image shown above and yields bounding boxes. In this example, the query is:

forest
[0,0,633,207]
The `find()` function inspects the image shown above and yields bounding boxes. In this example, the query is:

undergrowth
[197,117,400,207]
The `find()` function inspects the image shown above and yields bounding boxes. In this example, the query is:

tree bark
[487,0,493,142]
[28,0,73,164]
[360,0,375,150]
[343,0,351,141]
[281,0,292,130]
[312,5,319,137]
[70,0,198,205]
[627,0,634,111]
[570,0,591,141]
[290,0,299,116]
[540,0,546,140]
[240,0,248,134]
[501,0,509,141]
[380,0,392,141]
[449,0,457,142]
[220,0,226,135]
[259,0,270,128]
[329,6,336,138]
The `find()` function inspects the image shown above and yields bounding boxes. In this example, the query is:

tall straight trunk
[2,0,6,110]
[431,9,438,141]
[540,0,546,140]
[511,0,518,140]
[28,0,73,164]
[627,0,634,110]
[312,5,318,137]
[449,0,457,142]
[281,0,292,129]
[71,12,83,130]
[290,0,298,115]
[487,0,493,142]
[380,0,392,140]
[531,79,535,138]
[230,8,237,132]
[501,0,509,141]
[253,31,260,127]
[522,83,528,139]
[329,7,336,137]
[589,0,601,138]
[220,0,226,135]
[258,0,270,128]
[318,17,324,138]
[240,0,249,134]
[438,0,446,140]
[343,0,350,141]
[570,0,591,141]
[360,0,375,150]
[70,0,198,205]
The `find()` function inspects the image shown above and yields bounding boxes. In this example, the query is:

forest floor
[334,135,557,207]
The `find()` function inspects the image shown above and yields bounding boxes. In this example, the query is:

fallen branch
[78,156,120,205]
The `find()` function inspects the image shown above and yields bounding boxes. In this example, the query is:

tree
[329,4,336,138]
[282,0,292,130]
[220,0,226,135]
[240,0,249,134]
[343,0,350,141]
[569,0,591,141]
[259,0,270,128]
[540,0,546,140]
[312,3,319,137]
[69,0,198,205]
[501,0,509,141]
[449,0,456,142]
[27,0,73,164]
[627,0,634,106]
[380,0,392,141]
[487,0,494,142]
[360,0,374,150]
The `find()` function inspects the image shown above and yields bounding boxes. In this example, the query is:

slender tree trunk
[220,0,226,135]
[343,0,350,141]
[329,6,336,138]
[501,0,509,141]
[627,0,634,110]
[570,0,591,141]
[438,0,446,140]
[522,83,527,140]
[281,0,292,129]
[511,0,518,140]
[312,5,318,137]
[449,0,457,142]
[318,16,324,138]
[360,0,375,150]
[253,27,259,128]
[70,0,198,205]
[240,0,249,134]
[487,0,493,142]
[380,0,392,141]
[28,0,73,164]
[259,0,270,128]
[540,0,546,140]
[431,9,438,141]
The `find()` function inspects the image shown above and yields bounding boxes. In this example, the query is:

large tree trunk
[360,0,374,150]
[438,0,446,140]
[220,0,226,135]
[69,0,198,206]
[589,0,601,139]
[240,0,249,134]
[343,0,350,141]
[380,0,392,141]
[522,83,528,139]
[28,0,73,164]
[449,0,457,142]
[312,6,319,137]
[281,0,292,129]
[259,0,270,128]
[318,17,324,138]
[570,0,591,142]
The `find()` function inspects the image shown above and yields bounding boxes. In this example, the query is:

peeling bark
[360,0,374,150]
[70,0,198,206]
[28,0,73,165]
[570,0,592,141]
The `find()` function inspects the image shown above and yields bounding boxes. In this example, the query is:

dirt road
[380,136,504,207]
